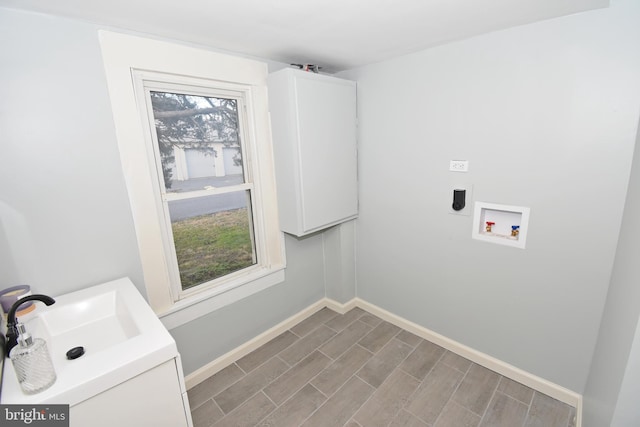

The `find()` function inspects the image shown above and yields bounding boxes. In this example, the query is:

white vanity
[1,278,193,427]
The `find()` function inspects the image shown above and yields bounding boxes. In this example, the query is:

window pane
[168,191,257,290]
[149,91,245,193]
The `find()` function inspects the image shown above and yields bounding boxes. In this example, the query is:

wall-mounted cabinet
[267,68,358,237]
[472,202,530,249]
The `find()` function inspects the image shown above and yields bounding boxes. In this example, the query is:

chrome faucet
[5,294,55,356]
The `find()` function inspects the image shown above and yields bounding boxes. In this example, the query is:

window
[140,80,262,298]
[99,31,285,326]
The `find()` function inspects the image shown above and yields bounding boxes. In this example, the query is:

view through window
[148,90,257,290]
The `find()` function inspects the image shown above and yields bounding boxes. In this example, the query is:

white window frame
[99,31,285,328]
[136,75,266,301]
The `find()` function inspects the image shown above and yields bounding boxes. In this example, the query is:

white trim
[99,30,285,318]
[324,297,358,315]
[184,299,325,389]
[354,298,581,409]
[161,269,285,330]
[185,295,582,427]
[575,397,583,427]
[163,184,254,202]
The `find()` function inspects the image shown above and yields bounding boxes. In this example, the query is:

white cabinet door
[70,360,190,427]
[268,68,357,236]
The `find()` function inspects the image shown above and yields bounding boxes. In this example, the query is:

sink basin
[1,278,178,405]
[38,288,140,362]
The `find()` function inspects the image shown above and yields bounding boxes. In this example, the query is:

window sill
[158,266,285,330]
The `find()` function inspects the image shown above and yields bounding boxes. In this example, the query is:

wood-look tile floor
[188,307,577,427]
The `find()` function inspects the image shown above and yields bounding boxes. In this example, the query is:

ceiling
[0,0,608,73]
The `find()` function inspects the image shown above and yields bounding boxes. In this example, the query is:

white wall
[0,8,327,375]
[340,0,640,393]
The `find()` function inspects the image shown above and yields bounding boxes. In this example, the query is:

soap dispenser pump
[9,322,57,394]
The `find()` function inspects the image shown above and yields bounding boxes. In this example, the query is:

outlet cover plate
[450,160,469,172]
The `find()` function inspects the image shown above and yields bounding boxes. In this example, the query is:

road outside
[167,175,247,221]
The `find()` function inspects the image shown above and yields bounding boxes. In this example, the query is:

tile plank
[440,351,472,373]
[214,392,275,427]
[311,344,374,396]
[291,308,339,337]
[406,362,464,424]
[319,320,372,359]
[400,339,445,380]
[188,363,245,409]
[213,357,288,414]
[236,330,299,373]
[357,338,414,388]
[264,351,331,405]
[497,377,534,405]
[478,392,528,427]
[389,410,429,427]
[524,392,572,427]
[324,307,366,332]
[301,377,375,427]
[279,325,336,365]
[257,384,326,427]
[434,400,480,427]
[395,330,422,348]
[452,363,500,416]
[354,369,420,427]
[358,321,401,353]
[359,313,383,327]
[191,400,224,427]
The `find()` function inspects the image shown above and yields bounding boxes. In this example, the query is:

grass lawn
[171,208,255,290]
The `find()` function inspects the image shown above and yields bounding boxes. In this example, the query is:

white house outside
[170,143,242,181]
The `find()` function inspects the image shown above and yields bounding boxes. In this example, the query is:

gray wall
[0,8,145,296]
[610,316,640,427]
[171,233,326,373]
[0,8,327,375]
[323,221,357,304]
[340,0,640,393]
[583,117,640,426]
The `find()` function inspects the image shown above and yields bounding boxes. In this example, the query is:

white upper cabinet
[268,68,358,236]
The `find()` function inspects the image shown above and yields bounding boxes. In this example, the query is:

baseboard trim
[353,298,582,410]
[184,296,582,426]
[324,297,358,314]
[184,299,326,390]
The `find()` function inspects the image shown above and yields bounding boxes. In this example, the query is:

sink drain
[66,346,85,360]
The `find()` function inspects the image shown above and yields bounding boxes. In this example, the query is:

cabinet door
[70,360,189,427]
[294,74,357,233]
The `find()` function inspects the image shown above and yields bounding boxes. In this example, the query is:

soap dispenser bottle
[9,322,57,394]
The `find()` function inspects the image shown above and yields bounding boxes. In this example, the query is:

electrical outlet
[449,160,469,172]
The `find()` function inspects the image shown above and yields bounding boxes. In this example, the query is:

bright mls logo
[1,405,69,426]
